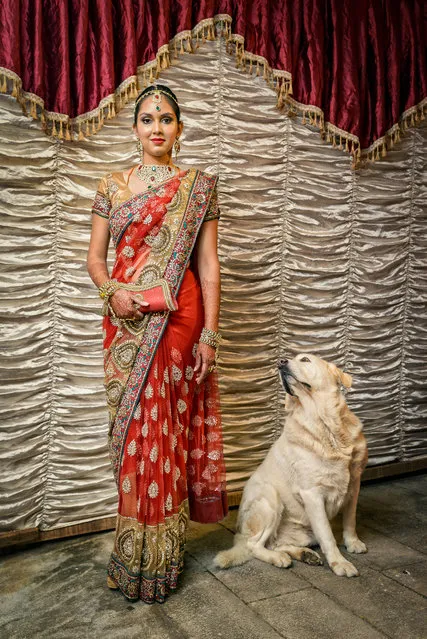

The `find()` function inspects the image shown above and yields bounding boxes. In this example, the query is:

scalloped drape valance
[0,0,426,165]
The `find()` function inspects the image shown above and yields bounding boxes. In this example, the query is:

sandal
[107,575,119,590]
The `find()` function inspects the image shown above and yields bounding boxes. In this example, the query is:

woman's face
[133,94,183,164]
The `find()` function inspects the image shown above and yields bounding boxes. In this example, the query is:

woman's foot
[107,575,119,590]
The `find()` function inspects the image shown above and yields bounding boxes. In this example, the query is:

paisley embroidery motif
[144,225,172,254]
[117,527,136,562]
[137,264,163,285]
[106,379,124,407]
[113,341,138,372]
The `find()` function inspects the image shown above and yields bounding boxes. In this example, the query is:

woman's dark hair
[133,84,181,125]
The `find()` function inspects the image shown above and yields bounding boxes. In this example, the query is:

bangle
[99,279,120,300]
[199,327,221,350]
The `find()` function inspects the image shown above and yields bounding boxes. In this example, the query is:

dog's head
[278,354,352,399]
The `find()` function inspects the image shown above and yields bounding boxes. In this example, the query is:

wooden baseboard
[1,457,426,551]
[0,517,117,552]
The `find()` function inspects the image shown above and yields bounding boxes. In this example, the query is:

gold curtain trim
[0,13,426,166]
[286,95,427,168]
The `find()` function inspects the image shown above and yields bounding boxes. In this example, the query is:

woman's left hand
[194,343,216,385]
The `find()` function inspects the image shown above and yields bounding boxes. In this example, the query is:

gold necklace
[135,164,177,189]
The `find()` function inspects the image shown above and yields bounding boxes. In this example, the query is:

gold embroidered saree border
[108,503,189,602]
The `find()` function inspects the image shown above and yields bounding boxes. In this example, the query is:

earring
[136,138,144,163]
[174,138,181,162]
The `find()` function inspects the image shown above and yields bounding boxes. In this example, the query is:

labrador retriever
[214,354,368,577]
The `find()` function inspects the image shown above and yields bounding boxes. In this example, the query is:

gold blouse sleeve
[204,183,220,222]
[91,175,111,220]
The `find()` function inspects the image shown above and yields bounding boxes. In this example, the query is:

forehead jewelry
[134,87,179,117]
[151,88,162,111]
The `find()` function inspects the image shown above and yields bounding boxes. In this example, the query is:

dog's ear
[329,363,352,389]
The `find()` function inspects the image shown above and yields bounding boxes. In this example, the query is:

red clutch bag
[127,279,178,313]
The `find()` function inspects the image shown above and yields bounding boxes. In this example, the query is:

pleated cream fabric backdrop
[0,39,426,531]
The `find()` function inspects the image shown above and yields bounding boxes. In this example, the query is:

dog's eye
[301,357,310,363]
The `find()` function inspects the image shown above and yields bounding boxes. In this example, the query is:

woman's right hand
[109,289,149,319]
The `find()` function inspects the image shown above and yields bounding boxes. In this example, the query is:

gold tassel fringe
[0,15,426,163]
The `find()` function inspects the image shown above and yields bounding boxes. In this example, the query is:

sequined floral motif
[127,440,137,456]
[171,347,182,363]
[122,246,135,258]
[192,482,204,496]
[208,450,221,460]
[122,476,131,493]
[172,364,182,382]
[149,444,158,463]
[145,383,153,399]
[165,493,173,511]
[185,366,194,380]
[177,399,187,414]
[148,481,159,498]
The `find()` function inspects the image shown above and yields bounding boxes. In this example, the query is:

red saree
[92,167,228,603]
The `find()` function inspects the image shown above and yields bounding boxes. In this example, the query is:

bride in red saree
[87,85,227,604]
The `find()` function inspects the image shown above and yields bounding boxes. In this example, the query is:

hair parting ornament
[133,84,181,124]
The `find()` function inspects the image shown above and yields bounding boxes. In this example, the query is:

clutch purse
[122,278,178,313]
[132,280,178,312]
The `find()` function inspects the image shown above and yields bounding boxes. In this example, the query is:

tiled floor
[1,474,426,639]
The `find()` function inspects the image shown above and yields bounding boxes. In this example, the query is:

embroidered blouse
[92,171,220,223]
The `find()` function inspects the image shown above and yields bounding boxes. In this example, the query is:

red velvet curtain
[0,0,425,149]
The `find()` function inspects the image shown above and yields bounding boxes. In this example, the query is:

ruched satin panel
[0,39,426,531]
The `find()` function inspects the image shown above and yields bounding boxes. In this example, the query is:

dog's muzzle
[277,359,296,396]
[277,358,311,396]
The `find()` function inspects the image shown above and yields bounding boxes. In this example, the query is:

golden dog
[215,354,368,577]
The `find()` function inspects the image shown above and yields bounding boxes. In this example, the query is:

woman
[87,84,228,604]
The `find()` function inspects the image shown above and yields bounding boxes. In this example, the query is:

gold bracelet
[199,327,221,350]
[98,279,120,300]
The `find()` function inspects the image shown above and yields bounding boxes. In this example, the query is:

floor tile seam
[361,560,424,583]
[360,521,427,556]
[359,511,427,530]
[185,551,209,571]
[379,567,427,601]
[154,607,188,639]
[244,582,312,605]
[365,562,427,581]
[300,581,393,639]
[218,522,236,533]
[194,562,292,639]
[192,549,390,638]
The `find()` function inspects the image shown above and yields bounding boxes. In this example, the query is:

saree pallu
[92,168,228,603]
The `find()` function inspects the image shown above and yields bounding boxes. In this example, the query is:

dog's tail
[213,533,252,569]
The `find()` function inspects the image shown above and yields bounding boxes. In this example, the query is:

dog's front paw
[272,551,292,568]
[301,548,323,566]
[330,557,359,577]
[344,536,367,554]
